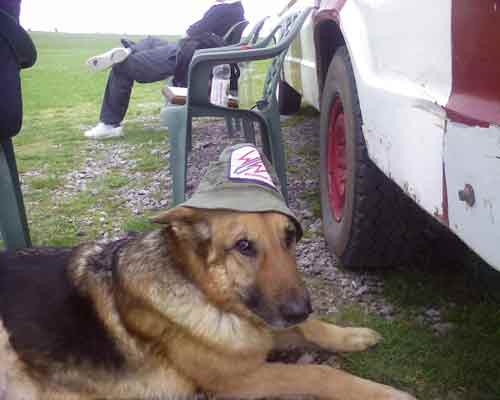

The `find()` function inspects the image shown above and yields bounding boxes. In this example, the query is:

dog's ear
[151,206,211,241]
[151,206,198,225]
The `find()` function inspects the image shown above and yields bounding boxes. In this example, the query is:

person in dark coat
[1,0,36,138]
[0,0,23,137]
[84,0,245,140]
[0,0,37,250]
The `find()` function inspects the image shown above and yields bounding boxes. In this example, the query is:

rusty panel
[446,0,500,126]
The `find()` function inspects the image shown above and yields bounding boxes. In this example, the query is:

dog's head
[153,206,312,329]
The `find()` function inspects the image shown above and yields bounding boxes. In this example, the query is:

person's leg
[96,37,172,125]
[100,42,177,122]
[121,42,178,84]
[129,36,170,52]
[87,36,170,72]
[87,42,178,139]
[86,47,131,72]
[98,67,134,127]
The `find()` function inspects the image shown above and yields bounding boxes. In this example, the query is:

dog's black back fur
[0,248,125,373]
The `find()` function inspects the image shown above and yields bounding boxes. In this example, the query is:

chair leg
[225,116,235,137]
[260,120,272,164]
[0,139,31,249]
[266,113,288,203]
[166,107,189,206]
[187,117,193,153]
[243,120,256,144]
[235,118,242,132]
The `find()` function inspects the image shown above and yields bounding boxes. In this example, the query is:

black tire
[432,228,500,302]
[319,46,431,268]
[469,251,500,302]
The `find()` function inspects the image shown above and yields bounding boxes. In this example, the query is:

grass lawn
[4,31,500,399]
[331,277,500,399]
[14,32,178,246]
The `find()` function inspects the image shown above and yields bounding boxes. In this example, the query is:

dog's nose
[279,292,312,325]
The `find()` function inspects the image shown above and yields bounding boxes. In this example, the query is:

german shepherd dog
[0,207,416,400]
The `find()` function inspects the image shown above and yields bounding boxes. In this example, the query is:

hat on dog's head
[181,143,302,240]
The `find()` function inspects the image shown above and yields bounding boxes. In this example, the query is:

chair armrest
[194,43,250,56]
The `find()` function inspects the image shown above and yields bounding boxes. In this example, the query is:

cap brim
[181,185,303,240]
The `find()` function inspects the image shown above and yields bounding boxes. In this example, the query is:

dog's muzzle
[244,287,313,328]
[279,290,313,326]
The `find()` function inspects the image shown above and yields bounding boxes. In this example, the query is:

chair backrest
[223,20,249,46]
[257,8,311,111]
[241,16,269,46]
[187,7,312,110]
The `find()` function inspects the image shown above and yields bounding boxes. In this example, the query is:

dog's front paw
[340,327,382,352]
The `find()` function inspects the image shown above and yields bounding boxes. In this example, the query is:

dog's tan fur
[0,207,415,399]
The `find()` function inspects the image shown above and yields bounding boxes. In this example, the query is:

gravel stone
[432,322,455,336]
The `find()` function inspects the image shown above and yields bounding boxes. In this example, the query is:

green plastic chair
[244,16,269,45]
[163,19,251,144]
[221,19,249,137]
[0,140,31,249]
[161,7,312,206]
[223,19,249,45]
[225,16,270,136]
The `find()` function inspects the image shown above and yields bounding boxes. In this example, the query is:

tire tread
[322,47,433,268]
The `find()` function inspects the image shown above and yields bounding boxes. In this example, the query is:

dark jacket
[0,0,21,21]
[173,1,245,87]
[0,3,36,139]
[186,1,245,38]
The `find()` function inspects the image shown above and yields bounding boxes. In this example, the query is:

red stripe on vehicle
[446,0,500,127]
[436,165,450,226]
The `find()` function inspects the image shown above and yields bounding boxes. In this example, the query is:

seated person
[84,0,245,140]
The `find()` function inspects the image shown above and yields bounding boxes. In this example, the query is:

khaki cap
[181,143,302,240]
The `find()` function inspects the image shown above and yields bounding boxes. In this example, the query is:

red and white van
[282,0,500,277]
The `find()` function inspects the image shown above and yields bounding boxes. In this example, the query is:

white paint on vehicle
[445,122,500,268]
[284,11,320,109]
[339,0,452,220]
[341,0,453,105]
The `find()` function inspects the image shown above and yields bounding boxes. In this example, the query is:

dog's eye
[235,239,257,257]
[285,228,296,248]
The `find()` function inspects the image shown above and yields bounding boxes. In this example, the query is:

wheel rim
[327,96,347,222]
